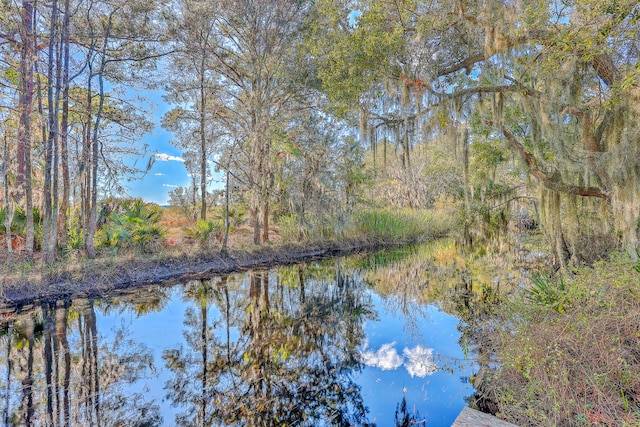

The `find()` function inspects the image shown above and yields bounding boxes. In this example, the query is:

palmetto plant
[0,206,44,249]
[96,199,165,253]
[185,219,223,248]
[526,274,570,313]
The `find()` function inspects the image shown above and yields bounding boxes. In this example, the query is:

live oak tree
[17,0,36,261]
[310,0,640,264]
[416,0,640,262]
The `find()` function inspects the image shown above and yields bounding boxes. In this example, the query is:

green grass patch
[350,208,456,242]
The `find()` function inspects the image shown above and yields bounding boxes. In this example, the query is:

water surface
[1,242,514,426]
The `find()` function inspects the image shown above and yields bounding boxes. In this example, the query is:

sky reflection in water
[1,243,485,426]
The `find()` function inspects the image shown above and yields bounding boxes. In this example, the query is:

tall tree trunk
[249,128,262,245]
[262,200,269,243]
[199,51,208,221]
[461,127,472,246]
[43,0,61,265]
[87,15,113,259]
[565,193,579,263]
[58,0,71,250]
[543,189,569,269]
[2,135,13,258]
[401,83,411,170]
[251,203,260,245]
[221,167,230,255]
[83,55,94,257]
[51,19,62,262]
[18,0,35,260]
[358,106,367,146]
[191,173,198,221]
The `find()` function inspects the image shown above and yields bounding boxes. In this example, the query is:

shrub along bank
[477,256,640,426]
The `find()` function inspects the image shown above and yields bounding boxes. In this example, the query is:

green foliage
[525,273,570,313]
[96,199,165,254]
[469,140,506,183]
[276,213,300,241]
[225,206,245,228]
[184,219,223,248]
[65,227,84,252]
[351,208,454,242]
[0,207,7,234]
[307,0,406,109]
[0,206,44,250]
[0,206,42,237]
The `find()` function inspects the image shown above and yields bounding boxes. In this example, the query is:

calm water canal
[1,241,517,426]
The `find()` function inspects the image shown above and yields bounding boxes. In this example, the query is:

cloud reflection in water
[360,342,438,378]
[360,342,404,370]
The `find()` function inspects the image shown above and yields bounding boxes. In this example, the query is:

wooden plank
[452,407,518,427]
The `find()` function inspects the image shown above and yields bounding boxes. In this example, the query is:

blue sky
[124,86,228,206]
[119,84,210,206]
[122,87,186,205]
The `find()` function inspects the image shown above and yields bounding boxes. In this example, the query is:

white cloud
[403,346,438,378]
[162,184,179,188]
[152,172,164,176]
[360,343,403,370]
[155,153,184,162]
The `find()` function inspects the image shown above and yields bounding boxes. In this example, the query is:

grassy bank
[0,208,455,306]
[478,256,640,426]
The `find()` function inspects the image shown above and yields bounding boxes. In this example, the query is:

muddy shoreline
[1,238,417,311]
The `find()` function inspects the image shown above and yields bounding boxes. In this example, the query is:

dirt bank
[1,238,413,309]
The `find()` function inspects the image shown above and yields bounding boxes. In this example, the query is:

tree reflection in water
[0,242,515,426]
[0,299,161,426]
[164,263,378,426]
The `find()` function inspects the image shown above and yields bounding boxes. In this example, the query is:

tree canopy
[1,0,639,264]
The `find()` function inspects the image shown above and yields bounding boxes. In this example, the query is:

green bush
[226,206,246,228]
[95,200,165,253]
[276,213,300,241]
[0,206,43,249]
[63,227,84,257]
[525,273,570,313]
[185,219,223,248]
